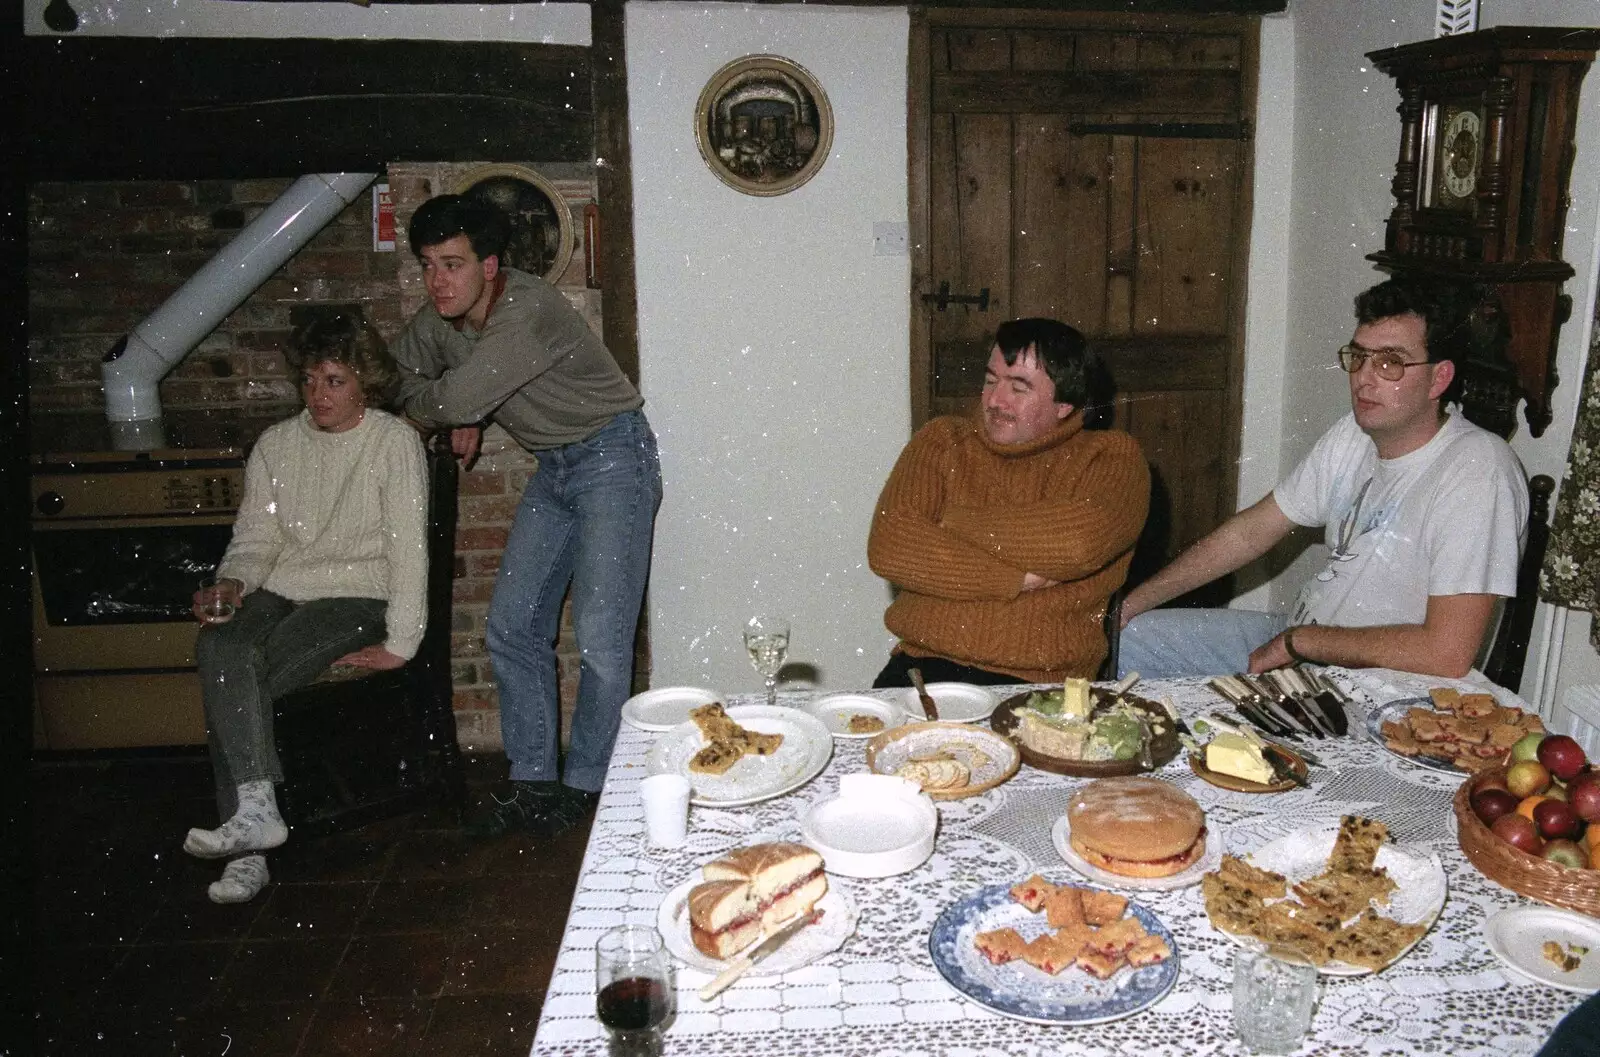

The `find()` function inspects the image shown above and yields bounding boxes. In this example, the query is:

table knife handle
[699,954,755,1001]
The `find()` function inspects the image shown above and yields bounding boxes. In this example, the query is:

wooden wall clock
[1367,26,1599,438]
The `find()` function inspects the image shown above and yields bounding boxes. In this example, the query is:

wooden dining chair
[1481,473,1555,694]
[271,437,467,838]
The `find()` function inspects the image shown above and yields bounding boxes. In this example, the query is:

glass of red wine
[596,924,674,1052]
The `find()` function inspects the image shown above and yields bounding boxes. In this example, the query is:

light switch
[873,221,909,257]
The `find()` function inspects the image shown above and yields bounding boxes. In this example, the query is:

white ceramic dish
[1212,825,1447,977]
[1485,906,1600,993]
[801,774,937,878]
[645,704,833,807]
[621,686,723,733]
[803,693,903,739]
[898,682,1000,723]
[657,878,857,976]
[1052,817,1225,891]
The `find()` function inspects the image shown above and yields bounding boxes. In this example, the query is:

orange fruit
[1589,842,1600,871]
[1516,795,1549,821]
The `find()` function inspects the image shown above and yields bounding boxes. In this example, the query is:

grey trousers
[195,590,387,820]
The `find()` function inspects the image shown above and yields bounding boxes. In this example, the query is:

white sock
[208,854,269,904]
[184,779,288,859]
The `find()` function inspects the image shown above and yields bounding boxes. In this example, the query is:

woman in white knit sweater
[185,310,429,904]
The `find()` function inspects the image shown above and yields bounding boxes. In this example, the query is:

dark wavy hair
[286,309,400,406]
[993,317,1112,425]
[407,193,511,263]
[1354,275,1480,365]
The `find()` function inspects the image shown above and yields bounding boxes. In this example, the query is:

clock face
[1434,105,1482,209]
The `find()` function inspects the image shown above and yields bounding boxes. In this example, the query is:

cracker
[1081,890,1129,927]
[1044,886,1087,928]
[1329,816,1388,874]
[974,927,1028,965]
[1010,874,1058,913]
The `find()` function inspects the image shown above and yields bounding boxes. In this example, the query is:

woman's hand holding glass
[194,577,243,624]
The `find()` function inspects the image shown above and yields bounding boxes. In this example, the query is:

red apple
[1473,788,1522,827]
[1492,812,1545,855]
[1534,799,1583,840]
[1543,839,1587,870]
[1569,772,1600,824]
[1538,735,1589,782]
[1507,760,1553,799]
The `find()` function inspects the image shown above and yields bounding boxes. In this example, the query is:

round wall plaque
[695,55,834,197]
[453,164,576,283]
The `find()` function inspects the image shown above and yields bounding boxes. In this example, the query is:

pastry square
[1080,890,1129,927]
[1044,886,1087,928]
[974,927,1028,965]
[1009,874,1058,912]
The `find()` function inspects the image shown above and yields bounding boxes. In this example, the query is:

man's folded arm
[1248,593,1498,678]
[937,445,1150,582]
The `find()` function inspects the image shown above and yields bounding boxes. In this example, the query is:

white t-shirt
[1274,412,1527,631]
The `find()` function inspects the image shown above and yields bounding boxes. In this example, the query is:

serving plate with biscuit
[929,874,1179,1024]
[802,693,903,739]
[647,704,833,806]
[1201,816,1446,976]
[1369,687,1544,774]
[865,722,1019,800]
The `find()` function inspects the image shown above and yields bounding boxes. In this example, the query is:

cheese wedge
[1205,731,1275,784]
[1061,677,1094,722]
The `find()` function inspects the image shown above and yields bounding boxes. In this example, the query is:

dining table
[528,667,1593,1056]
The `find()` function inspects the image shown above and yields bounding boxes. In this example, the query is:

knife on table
[1208,677,1294,739]
[1275,667,1343,738]
[1298,667,1350,736]
[1239,674,1317,738]
[1202,714,1309,787]
[699,909,821,1001]
[908,667,940,722]
[1256,671,1333,738]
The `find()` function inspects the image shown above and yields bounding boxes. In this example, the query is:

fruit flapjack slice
[1218,855,1288,899]
[1323,909,1427,971]
[1328,816,1388,874]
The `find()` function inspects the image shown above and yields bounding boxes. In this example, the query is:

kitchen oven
[32,447,245,749]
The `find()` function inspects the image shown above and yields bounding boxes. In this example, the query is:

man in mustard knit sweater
[867,318,1149,686]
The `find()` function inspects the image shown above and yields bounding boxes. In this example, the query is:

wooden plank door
[910,11,1258,593]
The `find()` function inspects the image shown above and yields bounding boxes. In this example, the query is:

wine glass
[595,924,674,1052]
[743,615,790,707]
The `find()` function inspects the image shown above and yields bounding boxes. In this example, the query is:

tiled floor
[31,752,590,1057]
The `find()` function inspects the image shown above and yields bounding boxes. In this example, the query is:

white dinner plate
[1212,825,1447,976]
[621,686,723,733]
[1052,817,1225,891]
[645,705,833,807]
[898,682,999,723]
[1485,906,1600,993]
[803,693,903,739]
[656,878,857,976]
[928,875,1180,1025]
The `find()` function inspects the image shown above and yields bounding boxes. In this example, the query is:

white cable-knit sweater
[217,408,430,659]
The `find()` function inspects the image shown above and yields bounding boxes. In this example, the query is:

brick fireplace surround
[27,163,607,751]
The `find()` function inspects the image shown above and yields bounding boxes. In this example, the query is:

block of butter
[1205,731,1275,785]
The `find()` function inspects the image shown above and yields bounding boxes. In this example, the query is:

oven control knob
[36,491,66,516]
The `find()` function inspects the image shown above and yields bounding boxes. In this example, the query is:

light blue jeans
[1117,608,1288,680]
[488,409,662,792]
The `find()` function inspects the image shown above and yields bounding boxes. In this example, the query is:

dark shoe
[463,780,565,839]
[525,786,600,840]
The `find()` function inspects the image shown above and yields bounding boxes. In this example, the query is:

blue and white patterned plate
[1366,697,1470,773]
[928,877,1180,1025]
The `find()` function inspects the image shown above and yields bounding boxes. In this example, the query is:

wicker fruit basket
[1454,766,1600,917]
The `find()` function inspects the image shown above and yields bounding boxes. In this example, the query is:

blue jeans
[488,409,662,792]
[1117,608,1287,679]
[196,590,387,819]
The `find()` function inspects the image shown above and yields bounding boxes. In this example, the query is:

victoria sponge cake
[1067,777,1207,878]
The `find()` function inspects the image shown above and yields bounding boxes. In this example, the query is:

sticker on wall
[453,164,577,284]
[695,55,834,197]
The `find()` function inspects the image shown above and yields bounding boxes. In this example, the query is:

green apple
[1511,732,1546,764]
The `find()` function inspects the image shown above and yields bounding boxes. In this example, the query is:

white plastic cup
[640,774,691,848]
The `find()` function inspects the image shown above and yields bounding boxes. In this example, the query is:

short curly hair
[286,308,400,406]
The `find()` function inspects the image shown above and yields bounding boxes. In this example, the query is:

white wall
[627,3,910,692]
[23,0,591,41]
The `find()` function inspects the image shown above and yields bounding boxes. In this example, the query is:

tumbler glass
[1232,945,1319,1053]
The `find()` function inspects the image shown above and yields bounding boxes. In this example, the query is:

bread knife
[1298,668,1350,736]
[698,909,820,1001]
[1259,671,1334,738]
[908,668,940,721]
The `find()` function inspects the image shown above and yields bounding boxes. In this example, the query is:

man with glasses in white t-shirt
[1117,276,1527,680]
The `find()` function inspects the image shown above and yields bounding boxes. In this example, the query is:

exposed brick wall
[27,164,601,754]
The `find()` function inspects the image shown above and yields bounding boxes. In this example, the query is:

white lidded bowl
[801,774,938,878]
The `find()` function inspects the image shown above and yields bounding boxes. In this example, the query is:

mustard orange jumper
[868,411,1149,681]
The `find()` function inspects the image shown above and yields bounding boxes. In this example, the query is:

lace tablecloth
[529,669,1589,1056]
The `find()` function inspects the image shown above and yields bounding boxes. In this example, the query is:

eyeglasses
[1337,344,1430,382]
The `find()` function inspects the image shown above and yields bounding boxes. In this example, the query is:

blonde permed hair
[286,308,400,406]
